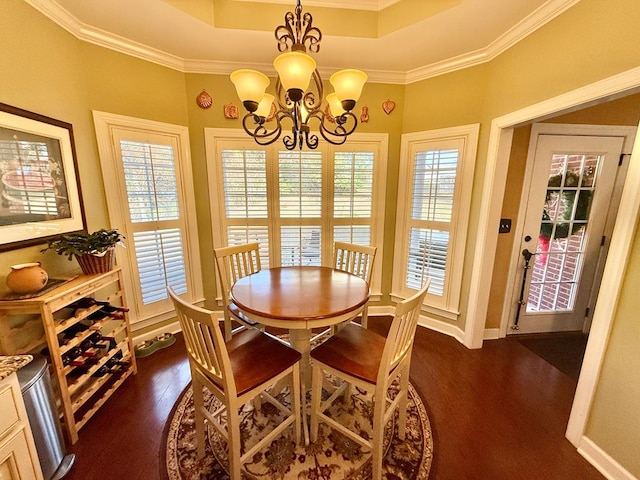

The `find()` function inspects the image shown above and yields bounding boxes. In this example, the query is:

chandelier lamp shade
[230,0,368,150]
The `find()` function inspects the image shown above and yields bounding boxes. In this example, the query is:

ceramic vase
[6,262,49,294]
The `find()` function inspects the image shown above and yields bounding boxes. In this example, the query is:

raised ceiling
[26,0,580,84]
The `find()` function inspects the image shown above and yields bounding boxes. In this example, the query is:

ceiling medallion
[230,0,367,150]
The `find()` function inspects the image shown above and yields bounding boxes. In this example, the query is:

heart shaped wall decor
[382,99,395,115]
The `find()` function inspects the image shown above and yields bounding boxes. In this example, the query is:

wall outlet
[499,218,512,234]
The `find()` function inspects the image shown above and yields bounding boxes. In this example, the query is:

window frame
[205,128,387,299]
[93,111,203,328]
[392,124,479,319]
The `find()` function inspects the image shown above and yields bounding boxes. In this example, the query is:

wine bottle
[87,308,125,321]
[69,356,99,367]
[62,347,82,366]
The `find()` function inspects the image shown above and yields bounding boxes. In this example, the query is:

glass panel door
[514,134,622,334]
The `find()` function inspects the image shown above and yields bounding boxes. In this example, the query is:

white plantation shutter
[133,229,186,303]
[121,141,180,222]
[220,148,271,267]
[407,148,457,296]
[279,150,322,218]
[119,140,187,304]
[394,125,478,316]
[411,149,457,223]
[222,149,268,218]
[94,112,203,324]
[281,225,322,266]
[278,150,322,265]
[207,130,387,294]
[334,151,373,219]
[333,225,371,244]
[407,227,448,295]
[333,150,374,245]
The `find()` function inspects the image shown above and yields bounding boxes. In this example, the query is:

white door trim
[465,66,640,449]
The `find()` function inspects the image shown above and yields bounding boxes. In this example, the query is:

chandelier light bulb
[326,93,345,117]
[230,69,270,112]
[255,93,275,118]
[330,69,368,111]
[273,51,317,102]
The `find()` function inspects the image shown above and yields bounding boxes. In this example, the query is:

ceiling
[26,0,580,84]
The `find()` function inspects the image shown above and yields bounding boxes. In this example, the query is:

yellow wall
[1,0,640,474]
[587,218,640,475]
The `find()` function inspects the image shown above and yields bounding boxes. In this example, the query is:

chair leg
[360,305,368,329]
[223,312,233,342]
[342,380,351,405]
[192,378,206,459]
[310,362,323,442]
[291,363,301,445]
[371,385,386,480]
[397,367,410,440]
[227,401,242,479]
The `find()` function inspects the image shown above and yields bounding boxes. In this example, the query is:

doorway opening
[503,123,636,382]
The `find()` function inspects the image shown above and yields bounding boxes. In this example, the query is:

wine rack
[0,268,137,444]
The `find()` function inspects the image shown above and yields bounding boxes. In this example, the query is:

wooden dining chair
[309,280,430,480]
[333,241,377,328]
[214,242,263,341]
[167,287,301,479]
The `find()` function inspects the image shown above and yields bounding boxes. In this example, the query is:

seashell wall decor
[196,89,213,109]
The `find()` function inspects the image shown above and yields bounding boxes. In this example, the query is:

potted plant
[42,229,125,275]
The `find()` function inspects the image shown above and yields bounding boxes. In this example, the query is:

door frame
[464,66,640,449]
[502,124,636,337]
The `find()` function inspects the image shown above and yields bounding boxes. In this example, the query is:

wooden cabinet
[0,372,44,480]
[0,268,137,444]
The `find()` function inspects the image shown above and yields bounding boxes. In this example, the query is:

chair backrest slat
[333,242,377,286]
[168,287,235,394]
[379,280,430,381]
[214,242,262,305]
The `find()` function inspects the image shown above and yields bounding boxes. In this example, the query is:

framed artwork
[0,103,86,251]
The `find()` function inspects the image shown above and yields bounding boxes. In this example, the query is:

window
[207,130,387,295]
[93,112,203,325]
[393,125,479,318]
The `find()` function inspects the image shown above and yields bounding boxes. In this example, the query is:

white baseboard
[419,315,465,343]
[369,305,465,343]
[578,436,637,480]
[132,320,181,347]
[483,328,501,340]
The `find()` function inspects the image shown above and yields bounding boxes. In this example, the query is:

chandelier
[230,0,367,150]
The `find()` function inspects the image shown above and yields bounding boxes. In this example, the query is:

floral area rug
[162,378,433,480]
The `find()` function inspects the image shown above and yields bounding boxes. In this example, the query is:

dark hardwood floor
[64,318,604,479]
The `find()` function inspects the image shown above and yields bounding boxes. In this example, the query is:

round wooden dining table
[230,266,369,388]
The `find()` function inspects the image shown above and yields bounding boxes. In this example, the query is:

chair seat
[226,329,301,396]
[228,302,260,326]
[310,323,385,384]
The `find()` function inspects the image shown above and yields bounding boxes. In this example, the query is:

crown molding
[231,0,401,11]
[406,0,581,83]
[24,0,579,85]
